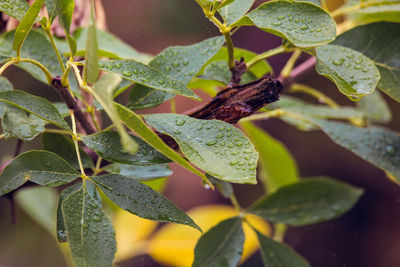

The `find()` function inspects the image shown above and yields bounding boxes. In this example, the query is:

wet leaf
[145,114,258,184]
[256,230,310,267]
[241,121,299,192]
[0,0,30,20]
[149,205,270,267]
[42,132,94,169]
[81,131,170,165]
[0,90,70,130]
[0,151,80,196]
[193,217,244,267]
[12,0,45,52]
[83,3,99,84]
[314,119,400,182]
[104,163,172,181]
[2,105,45,141]
[236,1,336,47]
[249,177,363,226]
[357,90,392,124]
[93,174,200,231]
[99,59,200,100]
[315,44,380,99]
[55,0,77,55]
[62,181,116,267]
[219,0,255,25]
[334,22,400,103]
[56,183,82,242]
[115,103,206,179]
[128,36,224,109]
[92,73,138,153]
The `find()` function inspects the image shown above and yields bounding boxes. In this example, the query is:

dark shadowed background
[1,1,400,266]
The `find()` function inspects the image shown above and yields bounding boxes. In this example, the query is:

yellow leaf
[113,209,158,262]
[148,205,271,267]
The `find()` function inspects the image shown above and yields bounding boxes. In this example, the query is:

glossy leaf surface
[0,90,70,130]
[237,1,336,47]
[219,0,255,25]
[82,131,170,165]
[334,22,400,102]
[42,133,94,169]
[104,163,172,181]
[99,59,200,100]
[256,231,310,267]
[193,217,244,267]
[315,44,380,98]
[249,178,363,226]
[315,119,400,182]
[0,151,80,196]
[115,103,205,178]
[128,36,224,109]
[0,0,30,20]
[145,114,258,184]
[93,174,200,230]
[62,181,116,267]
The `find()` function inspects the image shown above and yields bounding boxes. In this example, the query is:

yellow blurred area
[114,205,270,266]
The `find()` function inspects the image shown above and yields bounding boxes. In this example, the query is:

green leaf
[99,59,200,100]
[15,187,57,235]
[241,121,299,192]
[62,181,116,267]
[0,30,63,84]
[0,77,13,118]
[145,114,258,184]
[2,105,45,141]
[56,183,82,242]
[206,174,234,198]
[249,178,363,226]
[236,1,336,47]
[42,132,94,169]
[127,36,224,109]
[344,0,400,24]
[313,119,400,182]
[278,96,365,120]
[45,0,57,23]
[315,44,381,99]
[0,0,30,20]
[55,0,77,55]
[115,103,206,179]
[0,151,80,196]
[92,174,200,230]
[357,90,392,124]
[103,163,172,181]
[219,0,255,25]
[83,2,99,84]
[12,0,45,52]
[193,217,244,267]
[81,131,170,165]
[92,73,138,154]
[0,90,70,130]
[195,0,215,9]
[256,230,310,267]
[333,22,400,103]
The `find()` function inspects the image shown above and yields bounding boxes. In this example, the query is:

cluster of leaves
[0,0,399,266]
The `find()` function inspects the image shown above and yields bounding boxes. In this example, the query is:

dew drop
[206,140,217,146]
[332,58,345,66]
[386,145,396,156]
[123,70,132,77]
[183,58,189,65]
[300,25,309,30]
[175,119,186,126]
[272,21,282,26]
[230,159,239,166]
[158,79,165,84]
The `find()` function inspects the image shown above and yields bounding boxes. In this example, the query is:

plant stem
[246,46,288,70]
[274,223,287,242]
[18,58,53,84]
[170,97,176,113]
[230,194,241,211]
[289,83,338,108]
[44,26,65,72]
[239,109,284,122]
[69,110,87,178]
[93,156,102,176]
[0,133,4,139]
[44,128,75,135]
[280,49,302,78]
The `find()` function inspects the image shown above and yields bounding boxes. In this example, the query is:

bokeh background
[1,0,400,266]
